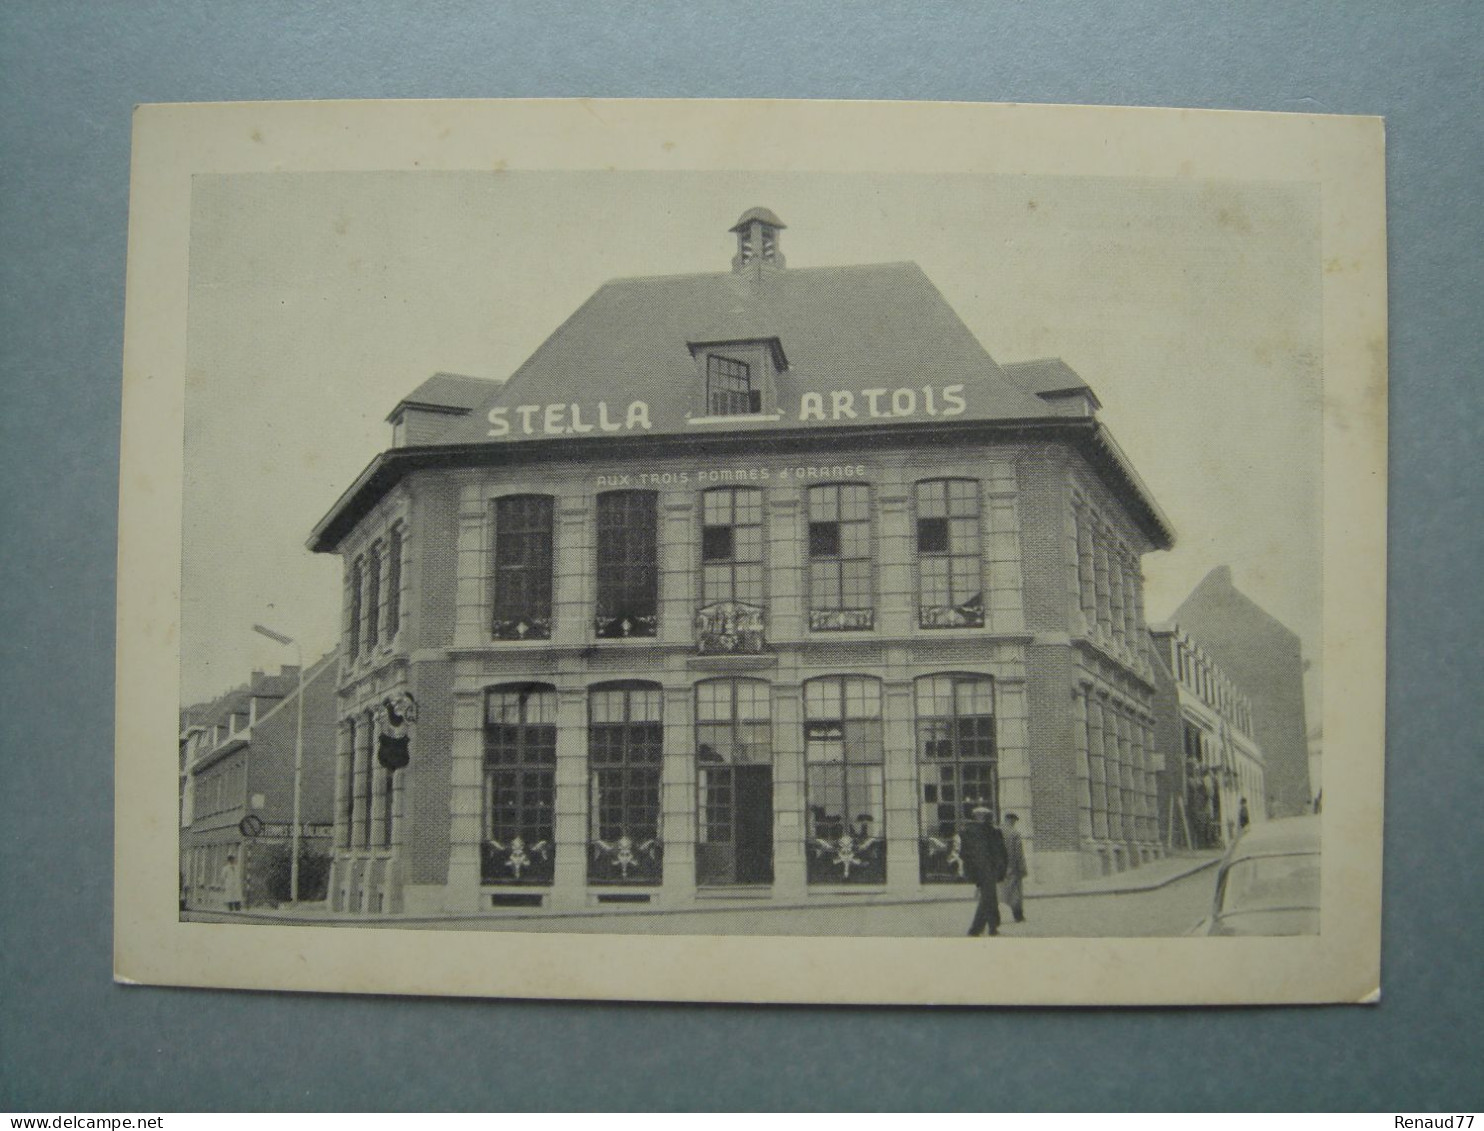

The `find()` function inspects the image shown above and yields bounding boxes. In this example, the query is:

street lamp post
[253,623,305,904]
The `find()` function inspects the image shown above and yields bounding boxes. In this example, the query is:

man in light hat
[1000,812,1028,923]
[960,804,1009,936]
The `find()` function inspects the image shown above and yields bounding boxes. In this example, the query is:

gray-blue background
[2,0,1479,1112]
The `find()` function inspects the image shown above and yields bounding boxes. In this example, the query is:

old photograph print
[178,165,1324,942]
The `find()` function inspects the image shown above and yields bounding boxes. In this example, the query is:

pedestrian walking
[220,851,244,912]
[1238,797,1251,832]
[999,812,1028,923]
[960,805,1009,937]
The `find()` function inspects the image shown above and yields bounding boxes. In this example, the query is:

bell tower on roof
[730,207,787,274]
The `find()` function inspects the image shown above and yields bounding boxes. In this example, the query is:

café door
[697,764,774,885]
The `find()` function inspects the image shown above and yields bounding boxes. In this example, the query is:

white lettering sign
[799,384,966,423]
[488,400,652,437]
[487,385,966,438]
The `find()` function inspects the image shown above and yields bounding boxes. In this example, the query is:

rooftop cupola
[730,207,786,275]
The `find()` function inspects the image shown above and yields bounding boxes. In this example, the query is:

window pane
[949,518,978,551]
[810,562,841,605]
[917,517,949,554]
[809,521,840,558]
[948,479,980,514]
[629,688,663,723]
[916,481,948,518]
[809,486,840,522]
[839,485,870,521]
[735,681,770,720]
[701,526,734,562]
[696,682,729,723]
[702,491,732,525]
[733,525,763,562]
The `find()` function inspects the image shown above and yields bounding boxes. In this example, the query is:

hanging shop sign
[376,691,418,771]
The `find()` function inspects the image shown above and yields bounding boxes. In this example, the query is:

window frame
[587,681,665,884]
[480,683,558,885]
[803,675,886,884]
[594,490,659,639]
[914,478,986,629]
[914,673,999,883]
[491,494,555,641]
[347,557,363,658]
[705,353,763,416]
[806,483,876,632]
[360,709,375,849]
[384,523,403,642]
[699,486,765,607]
[365,540,382,652]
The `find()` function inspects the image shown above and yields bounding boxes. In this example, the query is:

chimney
[730,207,786,276]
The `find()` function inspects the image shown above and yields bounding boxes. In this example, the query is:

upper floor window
[807,484,874,631]
[492,495,554,641]
[348,557,363,657]
[707,355,759,416]
[915,479,984,629]
[365,541,382,652]
[700,488,763,605]
[384,524,403,641]
[595,491,658,638]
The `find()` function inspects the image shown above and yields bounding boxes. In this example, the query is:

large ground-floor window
[804,676,886,883]
[915,673,998,882]
[481,684,556,884]
[588,682,664,883]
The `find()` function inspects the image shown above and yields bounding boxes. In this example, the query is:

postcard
[115,98,1386,1004]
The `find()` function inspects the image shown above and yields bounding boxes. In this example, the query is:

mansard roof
[386,372,503,422]
[309,258,1176,553]
[430,261,1054,445]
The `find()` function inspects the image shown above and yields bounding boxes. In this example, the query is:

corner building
[310,209,1176,916]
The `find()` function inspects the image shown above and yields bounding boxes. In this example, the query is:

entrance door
[696,765,774,885]
[734,765,774,884]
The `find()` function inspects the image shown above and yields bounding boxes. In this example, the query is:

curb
[184,856,1221,928]
[1025,855,1221,901]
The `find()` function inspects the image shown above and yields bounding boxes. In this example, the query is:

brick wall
[1023,643,1080,853]
[1016,451,1073,634]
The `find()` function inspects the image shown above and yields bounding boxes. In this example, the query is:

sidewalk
[184,851,1222,928]
[1023,849,1221,900]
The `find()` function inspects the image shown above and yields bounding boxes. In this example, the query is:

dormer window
[688,338,787,422]
[707,356,760,416]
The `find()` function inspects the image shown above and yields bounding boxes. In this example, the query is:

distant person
[1238,798,1251,832]
[960,805,1009,937]
[220,852,244,912]
[999,812,1028,923]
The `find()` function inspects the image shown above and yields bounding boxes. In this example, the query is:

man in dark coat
[960,805,1009,936]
